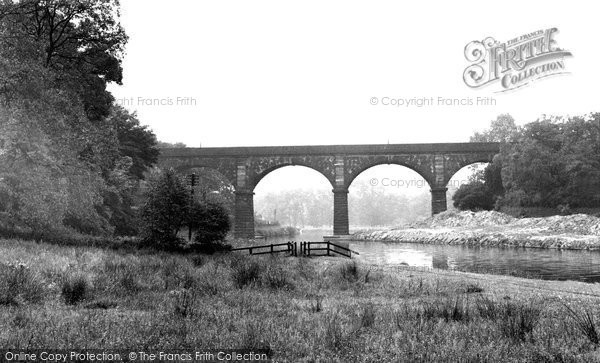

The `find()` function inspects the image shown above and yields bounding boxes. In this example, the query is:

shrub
[188,240,232,255]
[452,181,495,211]
[0,262,45,306]
[61,275,90,305]
[192,202,231,245]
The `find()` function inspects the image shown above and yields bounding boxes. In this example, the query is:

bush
[192,202,231,245]
[61,275,90,305]
[453,181,495,211]
[188,241,232,255]
[140,169,231,251]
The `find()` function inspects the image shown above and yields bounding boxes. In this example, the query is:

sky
[107,0,599,194]
[108,0,598,148]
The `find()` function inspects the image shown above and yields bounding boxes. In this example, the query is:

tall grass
[0,238,599,361]
[562,303,600,345]
[0,262,45,306]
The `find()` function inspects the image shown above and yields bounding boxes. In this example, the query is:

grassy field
[2,239,600,362]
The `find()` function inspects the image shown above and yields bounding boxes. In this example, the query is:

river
[264,229,600,283]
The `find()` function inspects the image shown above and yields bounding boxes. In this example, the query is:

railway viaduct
[158,142,500,238]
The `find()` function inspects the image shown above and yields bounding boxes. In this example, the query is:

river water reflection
[266,229,600,283]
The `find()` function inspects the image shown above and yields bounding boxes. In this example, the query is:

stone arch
[346,163,432,227]
[445,162,490,190]
[251,163,336,191]
[345,158,435,190]
[247,156,337,191]
[441,153,497,187]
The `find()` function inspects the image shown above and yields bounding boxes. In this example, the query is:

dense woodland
[454,114,600,215]
[0,0,161,241]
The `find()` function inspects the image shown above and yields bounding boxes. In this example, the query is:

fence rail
[230,241,359,258]
[300,241,359,258]
[230,242,294,255]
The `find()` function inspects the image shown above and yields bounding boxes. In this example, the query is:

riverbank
[352,211,600,250]
[2,238,600,361]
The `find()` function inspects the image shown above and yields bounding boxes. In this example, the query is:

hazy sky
[107,1,598,195]
[108,0,598,148]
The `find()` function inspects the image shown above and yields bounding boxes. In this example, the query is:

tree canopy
[455,113,600,213]
[0,0,159,238]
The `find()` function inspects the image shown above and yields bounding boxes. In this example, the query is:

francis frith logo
[463,28,572,91]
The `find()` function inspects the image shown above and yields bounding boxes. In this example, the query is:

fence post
[327,241,330,256]
[308,242,311,256]
[249,247,252,255]
[270,244,273,253]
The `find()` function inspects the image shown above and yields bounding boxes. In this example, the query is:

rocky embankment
[351,211,600,250]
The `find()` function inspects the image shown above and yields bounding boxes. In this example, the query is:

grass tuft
[339,260,360,283]
[499,300,543,342]
[61,275,90,305]
[231,259,263,288]
[562,303,599,345]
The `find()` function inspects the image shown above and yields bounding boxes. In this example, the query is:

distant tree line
[454,113,600,214]
[254,180,432,228]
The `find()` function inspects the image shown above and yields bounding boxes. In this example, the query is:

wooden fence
[230,241,359,258]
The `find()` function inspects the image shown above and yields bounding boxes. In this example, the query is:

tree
[0,11,111,237]
[140,170,188,250]
[157,141,187,149]
[140,169,232,251]
[192,202,230,245]
[0,1,160,238]
[6,0,128,122]
[501,115,600,209]
[108,105,159,180]
[471,114,518,143]
[100,105,159,236]
[453,114,516,212]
